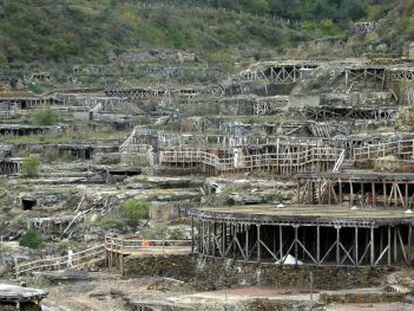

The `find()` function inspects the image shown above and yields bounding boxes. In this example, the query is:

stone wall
[193,257,391,291]
[375,157,414,173]
[124,255,194,282]
[408,42,414,60]
[123,255,391,291]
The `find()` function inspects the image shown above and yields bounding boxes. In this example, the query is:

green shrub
[32,106,58,125]
[120,199,149,227]
[141,226,185,240]
[27,83,43,94]
[93,217,125,230]
[19,230,43,249]
[21,156,41,177]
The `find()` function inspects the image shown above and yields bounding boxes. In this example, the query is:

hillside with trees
[0,0,412,67]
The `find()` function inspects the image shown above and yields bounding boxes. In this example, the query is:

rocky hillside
[1,0,410,68]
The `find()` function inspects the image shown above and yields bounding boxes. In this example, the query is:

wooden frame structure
[297,172,414,209]
[0,158,20,175]
[389,69,414,81]
[343,66,386,91]
[305,106,396,121]
[105,87,198,100]
[0,97,62,110]
[0,125,54,136]
[352,139,414,161]
[190,206,414,267]
[235,63,318,85]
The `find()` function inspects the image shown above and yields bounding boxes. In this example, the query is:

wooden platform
[0,283,47,306]
[190,205,414,227]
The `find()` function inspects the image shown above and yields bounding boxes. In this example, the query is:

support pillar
[257,225,261,262]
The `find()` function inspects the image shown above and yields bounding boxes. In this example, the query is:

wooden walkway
[104,234,192,256]
[159,147,343,175]
[14,235,192,278]
[15,245,105,278]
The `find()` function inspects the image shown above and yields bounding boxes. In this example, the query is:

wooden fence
[104,234,192,255]
[159,147,343,174]
[353,140,414,161]
[15,245,105,278]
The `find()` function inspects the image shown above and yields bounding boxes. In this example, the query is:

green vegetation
[0,0,410,68]
[0,243,11,252]
[141,225,185,240]
[93,216,125,230]
[21,156,41,177]
[31,106,59,126]
[120,199,150,227]
[2,129,130,145]
[19,229,43,249]
[212,0,392,21]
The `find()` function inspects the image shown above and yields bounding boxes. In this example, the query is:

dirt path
[41,271,178,311]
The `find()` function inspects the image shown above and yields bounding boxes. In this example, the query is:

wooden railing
[104,234,192,255]
[15,245,105,278]
[353,140,414,161]
[119,128,137,152]
[159,147,343,172]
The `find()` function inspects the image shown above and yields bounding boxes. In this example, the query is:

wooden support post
[345,69,349,87]
[328,180,332,204]
[406,183,409,209]
[201,221,205,254]
[372,182,376,208]
[191,217,194,254]
[279,225,283,262]
[409,225,413,263]
[317,226,320,265]
[355,227,359,266]
[380,227,384,254]
[388,226,391,265]
[370,226,375,267]
[394,182,398,208]
[361,183,364,206]
[245,224,249,261]
[119,254,124,275]
[295,225,299,265]
[257,225,261,262]
[350,181,354,207]
[394,227,398,263]
[273,225,276,256]
[336,226,340,266]
[222,223,226,259]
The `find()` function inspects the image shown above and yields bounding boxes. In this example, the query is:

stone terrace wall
[124,255,392,291]
[194,257,391,291]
